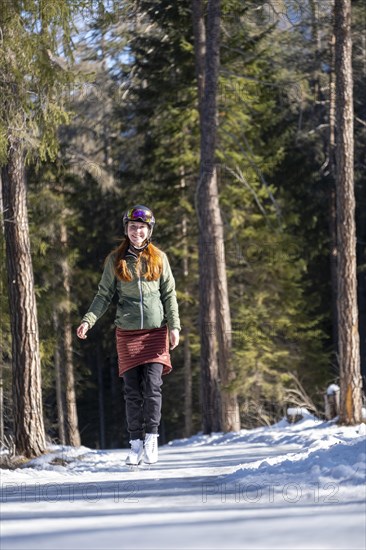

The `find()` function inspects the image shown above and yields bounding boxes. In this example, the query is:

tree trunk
[193,0,240,432]
[1,140,46,457]
[183,326,193,437]
[53,309,66,445]
[180,170,193,437]
[0,173,5,447]
[109,355,120,447]
[328,32,339,362]
[192,0,221,433]
[96,344,105,448]
[60,221,81,446]
[334,0,362,424]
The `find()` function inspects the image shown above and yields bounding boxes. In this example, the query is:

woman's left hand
[169,329,180,350]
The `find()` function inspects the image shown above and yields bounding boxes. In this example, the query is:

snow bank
[167,416,366,495]
[1,417,365,550]
[2,417,365,492]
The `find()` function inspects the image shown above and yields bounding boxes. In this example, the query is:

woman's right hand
[76,322,89,339]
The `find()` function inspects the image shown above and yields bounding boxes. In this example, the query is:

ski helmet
[123,205,155,236]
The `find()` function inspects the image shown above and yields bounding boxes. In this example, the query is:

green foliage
[214,4,330,415]
[2,0,364,447]
[80,0,337,435]
[0,0,100,165]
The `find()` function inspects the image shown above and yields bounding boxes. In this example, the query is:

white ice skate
[125,439,144,466]
[143,433,158,464]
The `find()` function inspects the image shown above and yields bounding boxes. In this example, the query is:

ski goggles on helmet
[126,207,153,224]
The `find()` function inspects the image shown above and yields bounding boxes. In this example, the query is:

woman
[76,205,180,465]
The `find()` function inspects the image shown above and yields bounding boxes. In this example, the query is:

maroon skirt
[116,325,172,377]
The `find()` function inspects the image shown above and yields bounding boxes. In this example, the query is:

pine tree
[192,0,241,432]
[96,0,204,438]
[352,0,366,389]
[334,0,362,424]
[0,0,99,456]
[212,1,332,420]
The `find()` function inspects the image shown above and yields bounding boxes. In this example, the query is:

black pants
[122,362,164,440]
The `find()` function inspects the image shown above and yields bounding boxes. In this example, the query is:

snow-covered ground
[1,413,365,550]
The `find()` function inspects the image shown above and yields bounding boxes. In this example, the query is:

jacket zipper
[137,274,144,329]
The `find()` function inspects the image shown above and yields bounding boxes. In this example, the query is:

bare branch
[220,126,282,223]
[355,116,366,127]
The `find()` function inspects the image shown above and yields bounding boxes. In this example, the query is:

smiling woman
[127,221,149,248]
[76,205,181,466]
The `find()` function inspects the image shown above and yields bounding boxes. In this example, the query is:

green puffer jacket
[81,250,181,332]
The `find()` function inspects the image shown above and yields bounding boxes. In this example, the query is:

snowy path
[1,417,365,549]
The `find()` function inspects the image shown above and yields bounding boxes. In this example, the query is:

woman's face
[127,221,150,248]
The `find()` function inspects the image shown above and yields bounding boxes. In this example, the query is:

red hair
[111,238,163,282]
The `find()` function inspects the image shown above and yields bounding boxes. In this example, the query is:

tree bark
[53,309,66,445]
[180,170,193,438]
[0,173,5,447]
[109,355,120,447]
[334,0,362,424]
[1,139,46,457]
[193,0,240,432]
[96,344,105,448]
[60,221,81,446]
[192,0,221,433]
[328,32,339,362]
[183,326,193,437]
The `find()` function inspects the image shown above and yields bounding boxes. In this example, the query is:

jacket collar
[125,246,141,259]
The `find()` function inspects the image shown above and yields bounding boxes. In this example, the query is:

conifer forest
[0,0,365,458]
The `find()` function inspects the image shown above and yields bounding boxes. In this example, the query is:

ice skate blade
[126,464,140,471]
[125,463,153,471]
